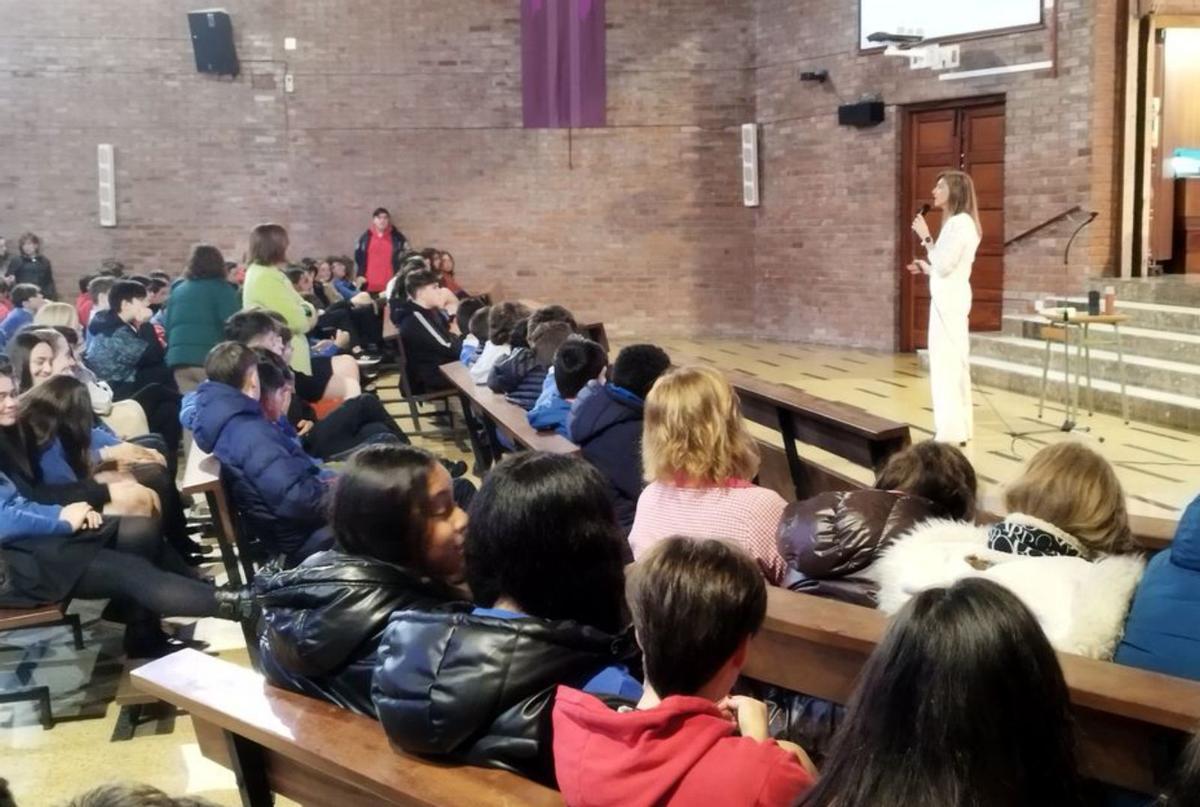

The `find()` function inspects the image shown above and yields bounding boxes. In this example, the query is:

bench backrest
[746,588,1200,794]
[133,650,563,806]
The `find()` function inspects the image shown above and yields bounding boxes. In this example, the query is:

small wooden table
[1037,312,1130,424]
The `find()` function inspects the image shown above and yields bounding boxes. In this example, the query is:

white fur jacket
[872,514,1146,660]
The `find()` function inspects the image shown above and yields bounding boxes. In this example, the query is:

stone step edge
[973,334,1200,375]
[970,356,1200,408]
[1001,315,1200,345]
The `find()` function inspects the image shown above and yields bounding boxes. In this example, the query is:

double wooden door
[900,98,1006,351]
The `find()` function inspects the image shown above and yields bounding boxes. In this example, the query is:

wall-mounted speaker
[188,10,239,77]
[741,123,760,207]
[97,144,116,228]
[838,101,885,128]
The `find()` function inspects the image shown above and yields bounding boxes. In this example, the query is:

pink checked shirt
[628,479,789,585]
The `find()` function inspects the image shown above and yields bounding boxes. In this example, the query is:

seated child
[396,269,461,394]
[84,280,175,397]
[468,301,528,385]
[567,344,671,533]
[628,366,790,585]
[497,321,573,410]
[0,284,47,350]
[552,536,816,806]
[255,443,470,715]
[184,341,333,567]
[454,297,488,366]
[489,305,576,408]
[372,452,639,785]
[461,306,489,367]
[528,335,607,436]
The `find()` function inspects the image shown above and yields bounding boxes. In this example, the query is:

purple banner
[521,0,606,128]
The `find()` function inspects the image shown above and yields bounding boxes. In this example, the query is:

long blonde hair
[642,366,760,485]
[1004,441,1133,555]
[938,170,982,236]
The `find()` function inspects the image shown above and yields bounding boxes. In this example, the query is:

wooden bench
[440,361,579,472]
[133,650,563,807]
[0,603,84,729]
[179,443,262,665]
[746,588,1200,794]
[665,348,911,499]
[181,443,252,588]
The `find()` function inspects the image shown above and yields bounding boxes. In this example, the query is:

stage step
[1000,315,1200,365]
[1085,275,1200,307]
[1053,297,1200,336]
[970,334,1200,400]
[967,355,1200,432]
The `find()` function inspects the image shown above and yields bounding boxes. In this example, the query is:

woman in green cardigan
[242,224,361,402]
[164,245,242,393]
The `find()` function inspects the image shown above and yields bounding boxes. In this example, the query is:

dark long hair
[803,578,1084,807]
[331,444,439,569]
[6,329,63,391]
[0,359,35,480]
[465,452,626,634]
[1158,731,1200,806]
[19,375,95,480]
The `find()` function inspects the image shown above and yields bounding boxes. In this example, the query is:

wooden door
[900,98,1006,351]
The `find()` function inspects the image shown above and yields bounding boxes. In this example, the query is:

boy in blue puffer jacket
[182,342,333,567]
[529,336,608,437]
[567,344,671,533]
[1116,495,1200,680]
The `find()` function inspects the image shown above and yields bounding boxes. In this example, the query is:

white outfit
[871,517,1145,660]
[923,212,980,443]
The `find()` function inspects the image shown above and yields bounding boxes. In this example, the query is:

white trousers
[928,302,973,443]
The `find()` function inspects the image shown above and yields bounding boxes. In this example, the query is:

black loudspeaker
[837,101,885,128]
[188,10,239,77]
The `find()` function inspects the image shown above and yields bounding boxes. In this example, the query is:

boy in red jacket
[552,537,816,807]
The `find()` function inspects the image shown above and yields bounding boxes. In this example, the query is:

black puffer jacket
[254,550,465,716]
[372,608,639,785]
[776,489,939,606]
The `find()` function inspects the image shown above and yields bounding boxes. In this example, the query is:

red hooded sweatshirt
[552,686,814,807]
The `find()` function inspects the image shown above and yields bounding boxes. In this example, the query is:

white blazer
[926,212,981,316]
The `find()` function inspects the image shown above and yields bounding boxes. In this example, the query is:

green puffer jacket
[163,277,242,368]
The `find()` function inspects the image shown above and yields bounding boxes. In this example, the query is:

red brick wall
[752,0,1124,349]
[0,0,1130,347]
[0,0,756,339]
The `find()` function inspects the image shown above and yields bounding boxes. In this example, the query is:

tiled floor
[4,339,1197,804]
[655,337,1199,519]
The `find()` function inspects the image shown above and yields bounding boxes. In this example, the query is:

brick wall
[752,0,1126,349]
[0,0,756,339]
[0,0,1132,347]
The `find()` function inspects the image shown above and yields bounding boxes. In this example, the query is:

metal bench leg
[1115,323,1130,423]
[111,703,144,742]
[0,686,53,730]
[1084,324,1094,416]
[66,613,84,651]
[1039,337,1051,419]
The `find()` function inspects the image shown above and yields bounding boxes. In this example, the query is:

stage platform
[651,337,1198,522]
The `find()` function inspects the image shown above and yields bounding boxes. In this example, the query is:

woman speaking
[908,170,982,446]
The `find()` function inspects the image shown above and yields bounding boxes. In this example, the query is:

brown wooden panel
[747,589,1200,795]
[901,100,1005,350]
[969,302,1003,332]
[969,162,1005,209]
[964,106,1006,162]
[134,652,564,807]
[0,604,66,630]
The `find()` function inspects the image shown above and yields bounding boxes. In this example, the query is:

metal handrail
[1004,204,1084,248]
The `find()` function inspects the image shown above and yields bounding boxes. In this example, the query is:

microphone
[917,203,930,217]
